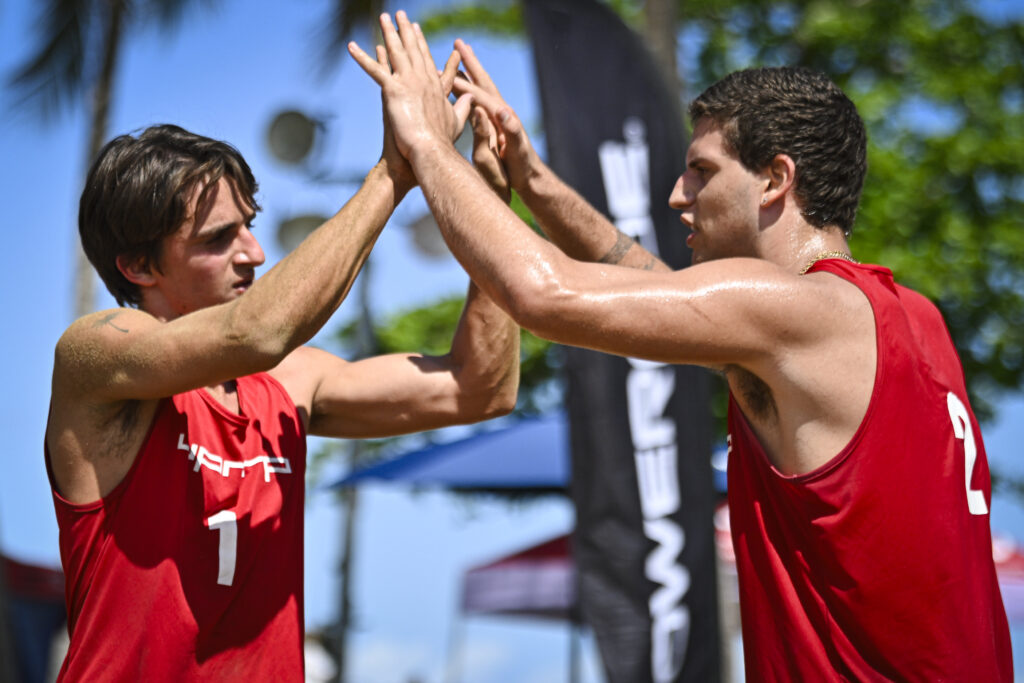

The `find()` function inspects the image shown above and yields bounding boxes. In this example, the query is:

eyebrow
[196,213,256,238]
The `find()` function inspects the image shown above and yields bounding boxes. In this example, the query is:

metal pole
[332,258,377,683]
[568,620,580,683]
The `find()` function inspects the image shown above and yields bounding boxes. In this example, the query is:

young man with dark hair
[350,13,1012,679]
[46,71,520,679]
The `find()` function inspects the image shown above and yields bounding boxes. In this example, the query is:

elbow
[486,373,519,419]
[222,304,293,372]
[455,345,520,424]
[501,269,569,337]
[467,381,517,423]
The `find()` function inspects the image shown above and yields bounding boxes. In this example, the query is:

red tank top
[49,373,307,682]
[727,260,1012,681]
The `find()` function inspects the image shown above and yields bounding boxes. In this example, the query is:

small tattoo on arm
[597,232,636,265]
[95,312,129,334]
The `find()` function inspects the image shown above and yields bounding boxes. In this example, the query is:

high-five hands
[348,11,471,162]
[451,39,541,193]
[469,103,511,203]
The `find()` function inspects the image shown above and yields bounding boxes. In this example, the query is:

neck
[779,225,851,275]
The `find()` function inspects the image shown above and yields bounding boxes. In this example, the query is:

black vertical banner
[522,1,720,681]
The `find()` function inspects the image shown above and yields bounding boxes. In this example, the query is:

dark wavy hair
[689,67,867,234]
[79,124,261,307]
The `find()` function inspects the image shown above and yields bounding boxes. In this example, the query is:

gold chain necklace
[799,250,858,275]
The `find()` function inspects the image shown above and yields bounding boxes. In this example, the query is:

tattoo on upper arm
[597,232,636,265]
[95,312,129,334]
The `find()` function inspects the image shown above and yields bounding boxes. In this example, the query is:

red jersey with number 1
[49,372,306,682]
[727,260,1012,681]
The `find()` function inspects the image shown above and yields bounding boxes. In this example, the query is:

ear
[115,253,157,288]
[760,153,797,208]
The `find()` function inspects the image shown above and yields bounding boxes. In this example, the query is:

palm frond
[139,0,217,31]
[317,0,379,77]
[7,0,95,116]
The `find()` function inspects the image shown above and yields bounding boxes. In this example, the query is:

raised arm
[271,92,521,438]
[273,279,519,438]
[453,40,669,273]
[55,161,403,404]
[346,12,827,367]
[54,48,470,407]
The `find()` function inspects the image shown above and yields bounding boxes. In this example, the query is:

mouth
[233,277,254,292]
[683,220,697,247]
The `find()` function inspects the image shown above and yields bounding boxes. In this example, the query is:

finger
[379,13,411,73]
[451,77,498,107]
[450,78,513,153]
[394,11,424,73]
[471,104,498,152]
[413,22,440,78]
[470,108,511,201]
[348,41,389,84]
[439,51,461,95]
[454,39,499,94]
[452,79,515,130]
[452,93,474,135]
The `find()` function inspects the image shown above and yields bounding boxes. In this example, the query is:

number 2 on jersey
[947,392,988,516]
[206,511,238,586]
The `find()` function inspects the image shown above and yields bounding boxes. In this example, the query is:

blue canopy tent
[331,409,727,495]
[328,412,730,682]
[330,412,571,494]
[328,411,579,681]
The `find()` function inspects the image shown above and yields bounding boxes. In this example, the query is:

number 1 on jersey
[206,511,238,586]
[947,392,988,516]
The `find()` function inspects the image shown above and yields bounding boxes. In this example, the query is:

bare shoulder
[267,345,348,420]
[48,308,166,504]
[726,268,878,474]
[54,308,160,388]
[799,268,876,333]
[678,257,859,345]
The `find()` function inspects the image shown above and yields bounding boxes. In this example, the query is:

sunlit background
[1,1,1022,681]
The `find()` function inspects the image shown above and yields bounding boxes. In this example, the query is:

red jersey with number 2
[727,259,1012,682]
[50,372,307,682]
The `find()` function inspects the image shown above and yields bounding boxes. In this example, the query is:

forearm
[224,161,407,362]
[411,142,564,319]
[447,281,520,416]
[519,159,670,272]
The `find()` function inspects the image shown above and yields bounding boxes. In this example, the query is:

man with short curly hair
[351,12,1012,680]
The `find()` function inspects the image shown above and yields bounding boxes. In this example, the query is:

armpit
[726,364,778,422]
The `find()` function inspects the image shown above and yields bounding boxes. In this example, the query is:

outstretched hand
[452,39,541,192]
[468,102,511,204]
[348,12,471,163]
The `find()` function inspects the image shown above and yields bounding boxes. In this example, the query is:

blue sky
[1,1,1022,681]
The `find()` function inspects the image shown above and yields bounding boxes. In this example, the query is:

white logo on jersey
[177,433,292,483]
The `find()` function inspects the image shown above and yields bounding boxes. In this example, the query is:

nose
[235,227,266,267]
[668,174,692,210]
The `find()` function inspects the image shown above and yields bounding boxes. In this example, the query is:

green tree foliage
[10,0,221,315]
